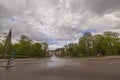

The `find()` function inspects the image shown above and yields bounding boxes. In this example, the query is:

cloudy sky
[0,0,120,44]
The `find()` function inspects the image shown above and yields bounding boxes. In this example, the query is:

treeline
[0,35,45,58]
[66,31,120,57]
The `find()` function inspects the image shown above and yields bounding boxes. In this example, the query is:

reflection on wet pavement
[0,56,120,80]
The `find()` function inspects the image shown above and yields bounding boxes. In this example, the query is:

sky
[0,0,120,49]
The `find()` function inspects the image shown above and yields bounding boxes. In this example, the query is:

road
[0,57,120,80]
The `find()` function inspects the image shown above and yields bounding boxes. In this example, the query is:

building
[54,48,65,57]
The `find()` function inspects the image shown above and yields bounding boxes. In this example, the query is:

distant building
[54,48,65,57]
[46,48,66,57]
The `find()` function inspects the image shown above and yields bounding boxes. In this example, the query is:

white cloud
[0,0,120,47]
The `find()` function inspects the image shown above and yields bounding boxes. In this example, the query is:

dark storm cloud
[112,24,120,29]
[0,4,12,18]
[85,0,120,15]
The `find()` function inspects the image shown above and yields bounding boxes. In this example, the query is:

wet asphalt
[0,57,120,80]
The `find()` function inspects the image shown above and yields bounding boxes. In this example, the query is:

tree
[93,34,106,56]
[103,31,120,55]
[30,43,45,57]
[13,35,32,56]
[80,32,93,56]
[12,35,45,58]
[66,31,120,57]
[116,42,120,55]
[67,43,80,57]
[0,42,4,56]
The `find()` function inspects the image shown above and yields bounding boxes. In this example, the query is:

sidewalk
[0,58,40,67]
[65,55,120,60]
[88,55,120,60]
[0,58,40,62]
[0,56,120,63]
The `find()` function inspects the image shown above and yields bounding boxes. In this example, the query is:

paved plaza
[0,57,120,80]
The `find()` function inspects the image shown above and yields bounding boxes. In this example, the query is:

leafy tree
[18,35,32,56]
[67,31,120,57]
[0,42,4,55]
[103,31,119,55]
[68,43,80,57]
[67,32,94,57]
[93,35,106,56]
[12,35,45,58]
[80,32,93,56]
[30,43,45,57]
